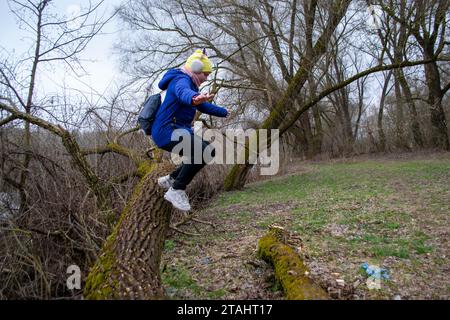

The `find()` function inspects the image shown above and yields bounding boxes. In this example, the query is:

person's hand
[192,93,215,105]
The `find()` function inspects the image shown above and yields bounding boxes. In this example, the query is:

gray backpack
[138,93,162,136]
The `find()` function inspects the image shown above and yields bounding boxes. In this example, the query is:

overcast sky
[0,0,124,99]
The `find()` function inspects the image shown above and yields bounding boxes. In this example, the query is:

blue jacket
[151,68,228,147]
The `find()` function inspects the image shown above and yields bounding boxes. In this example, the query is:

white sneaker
[164,187,191,211]
[157,175,175,190]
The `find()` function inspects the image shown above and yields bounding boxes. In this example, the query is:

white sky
[0,0,124,99]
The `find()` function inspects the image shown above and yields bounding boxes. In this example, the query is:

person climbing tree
[151,49,228,211]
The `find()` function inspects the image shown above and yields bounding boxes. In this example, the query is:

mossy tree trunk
[84,161,175,299]
[223,0,351,191]
[223,163,254,191]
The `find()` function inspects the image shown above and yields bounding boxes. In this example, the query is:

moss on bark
[258,228,328,300]
[84,161,174,299]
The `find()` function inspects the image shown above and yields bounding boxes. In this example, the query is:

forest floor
[160,152,450,300]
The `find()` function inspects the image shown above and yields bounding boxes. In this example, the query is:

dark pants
[160,133,215,190]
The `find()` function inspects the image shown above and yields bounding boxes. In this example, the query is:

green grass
[164,158,450,299]
[162,265,202,296]
[164,240,176,251]
[411,238,434,255]
[161,264,227,299]
[345,230,434,259]
[218,160,416,207]
[214,159,449,263]
[371,245,410,259]
[384,222,401,230]
[236,210,254,223]
[206,288,228,299]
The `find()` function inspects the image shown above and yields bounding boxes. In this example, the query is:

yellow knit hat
[185,49,213,73]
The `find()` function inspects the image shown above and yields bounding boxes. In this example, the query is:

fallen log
[257,226,328,300]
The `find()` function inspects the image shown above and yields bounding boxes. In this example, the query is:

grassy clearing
[162,158,450,299]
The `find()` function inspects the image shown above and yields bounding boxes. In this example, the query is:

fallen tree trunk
[258,227,328,300]
[83,161,174,299]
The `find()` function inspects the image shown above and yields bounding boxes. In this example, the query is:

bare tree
[377,71,394,151]
[378,0,450,150]
[0,0,113,212]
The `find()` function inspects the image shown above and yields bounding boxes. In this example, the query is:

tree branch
[0,115,18,126]
[279,58,438,135]
[442,82,450,96]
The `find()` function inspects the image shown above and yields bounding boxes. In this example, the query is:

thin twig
[169,226,201,236]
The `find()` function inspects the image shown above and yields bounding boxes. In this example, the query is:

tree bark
[396,69,424,147]
[301,111,315,159]
[84,161,175,299]
[378,71,393,152]
[393,73,407,149]
[258,227,328,300]
[423,50,450,150]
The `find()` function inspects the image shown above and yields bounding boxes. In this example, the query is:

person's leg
[160,134,215,211]
[159,140,184,181]
[169,165,183,180]
[172,135,215,190]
